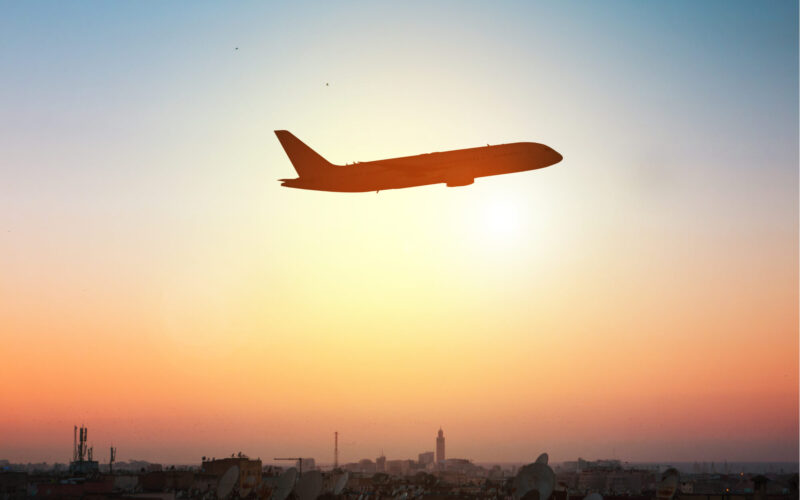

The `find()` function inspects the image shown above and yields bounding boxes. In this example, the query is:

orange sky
[1,1,797,465]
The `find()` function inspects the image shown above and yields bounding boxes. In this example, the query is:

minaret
[436,428,445,463]
[334,431,338,469]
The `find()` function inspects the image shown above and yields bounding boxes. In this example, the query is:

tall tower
[435,428,445,463]
[334,431,339,469]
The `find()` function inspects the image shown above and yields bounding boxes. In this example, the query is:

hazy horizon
[1,1,797,465]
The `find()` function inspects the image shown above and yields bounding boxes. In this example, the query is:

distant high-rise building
[418,451,435,466]
[386,459,414,476]
[436,428,445,463]
[376,454,386,473]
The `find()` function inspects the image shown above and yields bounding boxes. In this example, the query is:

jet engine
[446,176,474,187]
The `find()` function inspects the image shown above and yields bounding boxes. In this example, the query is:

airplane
[275,130,562,193]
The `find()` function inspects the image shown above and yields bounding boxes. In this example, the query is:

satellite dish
[272,467,297,500]
[513,458,555,500]
[295,469,323,500]
[240,478,254,498]
[333,471,350,495]
[584,493,603,500]
[536,453,549,465]
[217,465,239,499]
[656,468,679,500]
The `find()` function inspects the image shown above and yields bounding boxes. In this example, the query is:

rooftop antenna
[73,426,78,462]
[109,446,116,474]
[334,432,339,469]
[78,425,88,461]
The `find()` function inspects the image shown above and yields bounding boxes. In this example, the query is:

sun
[480,198,522,243]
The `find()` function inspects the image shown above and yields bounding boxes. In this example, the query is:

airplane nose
[549,147,563,165]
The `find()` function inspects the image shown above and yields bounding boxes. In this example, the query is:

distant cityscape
[0,425,797,499]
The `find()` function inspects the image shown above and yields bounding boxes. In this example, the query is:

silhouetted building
[0,472,26,500]
[201,455,261,493]
[376,454,386,473]
[436,428,446,463]
[298,458,315,471]
[606,469,648,494]
[579,469,609,492]
[344,459,376,473]
[386,459,414,476]
[68,460,99,475]
[443,458,478,475]
[141,470,194,492]
[419,451,435,466]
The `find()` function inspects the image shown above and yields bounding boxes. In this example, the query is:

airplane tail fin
[274,130,334,177]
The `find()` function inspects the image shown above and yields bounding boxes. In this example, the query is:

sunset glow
[0,1,797,467]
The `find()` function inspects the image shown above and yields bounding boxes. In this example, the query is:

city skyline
[1,1,797,465]
[3,424,798,467]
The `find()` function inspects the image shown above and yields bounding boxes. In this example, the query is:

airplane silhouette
[275,130,562,193]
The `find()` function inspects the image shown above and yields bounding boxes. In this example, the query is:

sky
[1,1,797,465]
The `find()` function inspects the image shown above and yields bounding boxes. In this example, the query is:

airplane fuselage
[275,131,562,193]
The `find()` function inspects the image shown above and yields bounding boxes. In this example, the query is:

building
[68,460,99,475]
[376,454,386,473]
[343,459,376,473]
[297,458,315,472]
[442,458,479,475]
[419,451,435,466]
[0,472,26,500]
[606,469,648,494]
[436,428,446,463]
[201,455,262,493]
[578,469,608,493]
[386,459,414,476]
[141,470,194,492]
